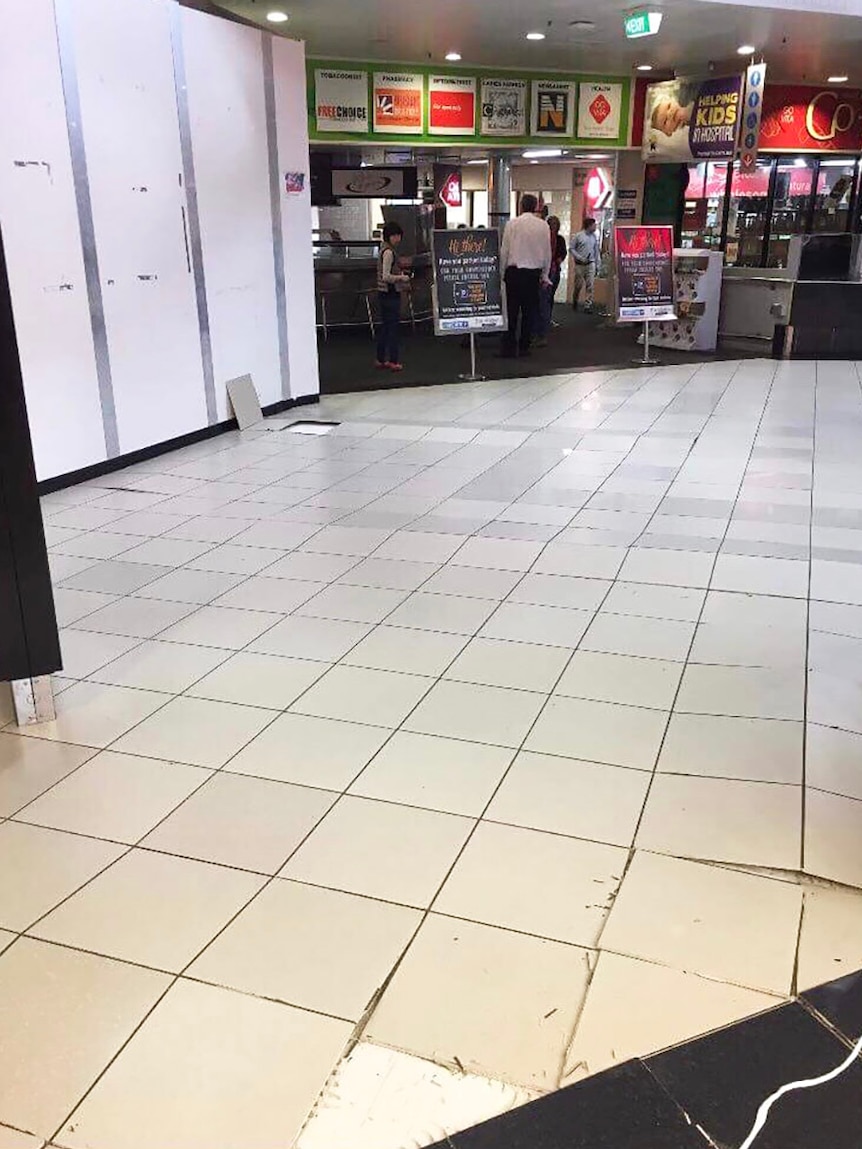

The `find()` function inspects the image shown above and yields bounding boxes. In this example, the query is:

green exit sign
[624,10,663,37]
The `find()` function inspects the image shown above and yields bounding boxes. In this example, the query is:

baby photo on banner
[642,75,744,162]
[531,79,577,137]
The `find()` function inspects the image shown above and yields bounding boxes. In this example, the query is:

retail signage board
[642,75,744,162]
[431,228,506,335]
[615,225,676,322]
[740,63,767,171]
[429,75,476,136]
[759,84,862,152]
[531,79,577,137]
[330,167,418,198]
[578,82,623,139]
[480,77,528,136]
[624,10,663,38]
[373,72,424,134]
[314,69,369,133]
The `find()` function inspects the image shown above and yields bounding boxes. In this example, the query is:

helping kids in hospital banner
[642,75,744,163]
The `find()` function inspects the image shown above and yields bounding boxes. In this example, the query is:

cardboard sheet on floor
[226,374,262,430]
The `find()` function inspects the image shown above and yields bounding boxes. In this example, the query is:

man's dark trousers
[504,266,541,356]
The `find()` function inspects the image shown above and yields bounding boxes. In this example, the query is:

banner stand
[459,333,486,382]
[634,320,660,367]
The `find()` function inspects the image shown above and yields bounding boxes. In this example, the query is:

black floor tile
[432,1061,711,1149]
[803,970,862,1044]
[646,1001,862,1149]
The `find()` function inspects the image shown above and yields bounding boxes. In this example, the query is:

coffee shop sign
[760,84,862,151]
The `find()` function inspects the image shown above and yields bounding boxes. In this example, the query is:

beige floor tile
[581,613,695,662]
[349,731,512,817]
[808,670,862,737]
[340,557,440,591]
[421,565,522,600]
[53,588,119,628]
[89,640,228,694]
[58,629,141,679]
[0,735,96,818]
[0,938,168,1139]
[263,551,359,582]
[600,581,706,622]
[487,752,650,848]
[190,880,420,1021]
[14,751,209,844]
[0,933,15,956]
[385,592,498,637]
[68,596,195,639]
[807,723,862,801]
[212,575,326,614]
[658,713,803,784]
[689,620,806,669]
[290,666,431,728]
[404,680,545,748]
[158,605,281,651]
[636,772,802,870]
[281,797,473,908]
[186,543,286,575]
[805,789,862,888]
[55,979,350,1149]
[186,651,328,710]
[711,553,809,598]
[142,773,334,874]
[15,682,169,750]
[228,713,389,790]
[435,823,625,947]
[342,626,467,676]
[374,532,463,563]
[366,915,590,1089]
[675,663,805,720]
[601,852,802,994]
[532,543,626,580]
[0,1122,43,1148]
[297,584,409,624]
[479,602,593,649]
[525,696,667,771]
[133,568,246,606]
[32,849,263,973]
[0,823,123,932]
[248,615,373,661]
[444,638,571,693]
[507,573,610,611]
[797,886,862,990]
[564,952,781,1080]
[618,548,714,588]
[112,697,273,769]
[450,536,545,572]
[556,651,683,710]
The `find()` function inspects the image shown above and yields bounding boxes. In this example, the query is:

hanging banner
[740,63,767,171]
[615,225,676,322]
[373,72,424,134]
[642,75,744,162]
[433,163,463,209]
[578,82,623,139]
[759,84,862,152]
[314,69,369,134]
[531,79,577,137]
[432,229,506,334]
[428,75,476,136]
[480,77,528,137]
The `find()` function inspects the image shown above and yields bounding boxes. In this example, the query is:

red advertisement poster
[615,225,676,322]
[428,75,476,136]
[759,85,862,152]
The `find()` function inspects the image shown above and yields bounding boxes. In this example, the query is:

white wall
[0,0,318,483]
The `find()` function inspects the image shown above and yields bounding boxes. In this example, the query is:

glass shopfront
[681,153,861,269]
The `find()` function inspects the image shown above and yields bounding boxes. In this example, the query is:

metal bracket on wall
[11,677,56,727]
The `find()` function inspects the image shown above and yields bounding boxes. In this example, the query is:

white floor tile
[158,606,281,651]
[508,573,610,611]
[480,602,593,648]
[385,592,498,636]
[797,886,862,990]
[618,548,714,588]
[658,713,803,784]
[112,696,273,769]
[675,663,805,720]
[342,626,467,676]
[89,640,228,694]
[556,651,683,710]
[805,788,862,887]
[444,638,571,693]
[186,651,328,710]
[526,696,667,771]
[581,612,695,661]
[405,680,545,748]
[15,681,169,750]
[69,596,196,639]
[0,734,96,818]
[248,615,373,661]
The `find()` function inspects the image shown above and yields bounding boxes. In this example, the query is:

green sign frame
[307,60,631,148]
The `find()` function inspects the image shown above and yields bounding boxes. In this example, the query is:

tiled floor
[2,358,862,1147]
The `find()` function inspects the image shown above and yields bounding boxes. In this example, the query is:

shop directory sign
[578,82,624,139]
[429,75,477,135]
[642,75,744,162]
[530,79,577,137]
[314,69,369,133]
[431,229,506,335]
[615,226,676,322]
[480,77,528,136]
[373,72,424,134]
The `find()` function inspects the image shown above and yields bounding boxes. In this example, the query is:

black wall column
[0,223,62,714]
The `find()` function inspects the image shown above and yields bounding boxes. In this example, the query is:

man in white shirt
[500,193,551,357]
[570,217,601,312]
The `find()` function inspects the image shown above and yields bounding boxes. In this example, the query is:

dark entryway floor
[318,304,764,395]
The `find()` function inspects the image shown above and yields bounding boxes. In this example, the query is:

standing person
[500,193,551,358]
[376,221,411,371]
[535,215,568,346]
[570,217,600,312]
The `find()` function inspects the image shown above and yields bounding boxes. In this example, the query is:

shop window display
[724,159,773,268]
[681,162,728,251]
[767,157,815,268]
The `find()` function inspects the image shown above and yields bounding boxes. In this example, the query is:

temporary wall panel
[273,36,320,400]
[68,0,208,456]
[180,8,282,418]
[0,0,318,483]
[0,0,107,479]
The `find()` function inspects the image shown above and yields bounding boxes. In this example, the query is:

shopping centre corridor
[1,358,861,1148]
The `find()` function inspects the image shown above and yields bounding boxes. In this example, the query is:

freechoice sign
[315,70,369,133]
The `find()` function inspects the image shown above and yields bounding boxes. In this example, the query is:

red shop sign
[759,85,862,152]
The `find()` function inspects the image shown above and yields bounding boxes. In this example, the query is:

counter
[314,241,433,334]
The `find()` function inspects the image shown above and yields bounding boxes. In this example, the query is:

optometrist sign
[642,75,744,162]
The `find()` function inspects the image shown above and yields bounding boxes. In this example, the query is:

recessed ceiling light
[636,64,653,71]
[445,51,462,61]
[737,44,756,55]
[828,75,849,83]
[266,10,289,22]
[570,20,595,31]
[526,31,546,41]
